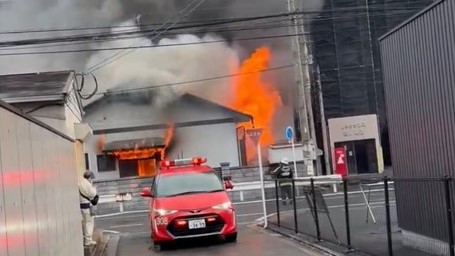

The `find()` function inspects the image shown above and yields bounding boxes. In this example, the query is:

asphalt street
[96,212,326,256]
[95,187,393,256]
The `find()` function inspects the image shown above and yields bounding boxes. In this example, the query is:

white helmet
[280,157,289,165]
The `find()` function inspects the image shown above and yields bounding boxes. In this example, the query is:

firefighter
[271,157,294,205]
[79,171,98,246]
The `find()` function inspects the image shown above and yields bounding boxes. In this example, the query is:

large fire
[229,47,282,161]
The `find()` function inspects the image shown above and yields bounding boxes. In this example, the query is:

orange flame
[162,122,175,159]
[229,47,282,161]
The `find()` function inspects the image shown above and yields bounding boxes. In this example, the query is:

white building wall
[0,105,83,256]
[168,123,240,168]
[86,122,240,180]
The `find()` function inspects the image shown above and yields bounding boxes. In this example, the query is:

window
[155,172,224,197]
[85,153,90,170]
[97,154,116,172]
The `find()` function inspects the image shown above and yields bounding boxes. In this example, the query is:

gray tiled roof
[0,70,73,101]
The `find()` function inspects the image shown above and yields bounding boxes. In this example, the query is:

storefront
[328,114,384,175]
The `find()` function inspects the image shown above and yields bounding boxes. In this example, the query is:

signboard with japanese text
[328,114,379,143]
[246,128,263,146]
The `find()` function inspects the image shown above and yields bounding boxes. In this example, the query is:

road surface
[96,212,326,256]
[95,186,393,256]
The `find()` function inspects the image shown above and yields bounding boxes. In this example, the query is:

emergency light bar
[160,157,207,168]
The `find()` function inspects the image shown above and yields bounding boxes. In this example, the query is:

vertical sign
[246,128,267,228]
[285,126,299,178]
[334,147,347,176]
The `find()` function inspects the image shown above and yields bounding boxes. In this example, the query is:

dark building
[379,0,455,254]
[309,0,434,172]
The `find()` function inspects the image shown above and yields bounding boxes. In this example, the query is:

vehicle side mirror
[140,188,153,197]
[224,180,234,190]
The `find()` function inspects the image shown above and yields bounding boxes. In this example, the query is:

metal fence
[266,176,455,256]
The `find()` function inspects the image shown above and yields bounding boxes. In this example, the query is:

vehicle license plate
[188,219,206,229]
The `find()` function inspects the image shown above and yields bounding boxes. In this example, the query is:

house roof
[84,92,253,134]
[0,70,74,103]
[103,137,164,152]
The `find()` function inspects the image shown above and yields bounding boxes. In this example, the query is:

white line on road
[103,230,120,234]
[109,223,144,229]
[95,210,149,218]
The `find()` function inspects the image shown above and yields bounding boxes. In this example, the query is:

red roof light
[160,157,207,168]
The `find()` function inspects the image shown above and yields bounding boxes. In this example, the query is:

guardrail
[96,174,344,214]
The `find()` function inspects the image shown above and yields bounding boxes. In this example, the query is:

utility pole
[287,0,318,176]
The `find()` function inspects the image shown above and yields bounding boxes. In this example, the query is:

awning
[102,137,164,152]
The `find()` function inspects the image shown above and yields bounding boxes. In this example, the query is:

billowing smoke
[0,0,325,135]
[84,20,240,107]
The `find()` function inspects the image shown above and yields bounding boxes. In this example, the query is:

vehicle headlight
[212,202,233,210]
[153,209,177,216]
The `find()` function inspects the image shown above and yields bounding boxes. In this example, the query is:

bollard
[444,176,455,256]
[384,177,393,256]
[292,179,298,233]
[275,179,281,227]
[311,178,321,241]
[343,178,353,251]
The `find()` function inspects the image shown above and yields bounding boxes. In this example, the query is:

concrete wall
[0,103,83,256]
[85,122,241,180]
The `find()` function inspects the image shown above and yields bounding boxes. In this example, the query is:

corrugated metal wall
[380,0,455,242]
[0,102,83,256]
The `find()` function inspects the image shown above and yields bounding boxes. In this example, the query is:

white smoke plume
[84,20,240,107]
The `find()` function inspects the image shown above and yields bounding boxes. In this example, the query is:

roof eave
[2,95,65,104]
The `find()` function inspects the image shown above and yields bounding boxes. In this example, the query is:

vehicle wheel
[225,233,237,243]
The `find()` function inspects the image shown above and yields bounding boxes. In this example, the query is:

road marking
[95,210,148,218]
[103,230,120,234]
[109,223,144,229]
[237,212,263,217]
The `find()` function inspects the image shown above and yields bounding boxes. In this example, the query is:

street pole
[291,138,298,178]
[257,141,267,229]
[287,0,317,176]
[316,65,331,175]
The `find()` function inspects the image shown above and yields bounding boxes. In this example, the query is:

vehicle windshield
[155,172,224,197]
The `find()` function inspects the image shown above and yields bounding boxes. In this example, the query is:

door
[119,159,138,178]
[334,142,357,174]
[335,139,378,175]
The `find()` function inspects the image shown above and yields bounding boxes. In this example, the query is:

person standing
[79,171,98,246]
[271,157,294,205]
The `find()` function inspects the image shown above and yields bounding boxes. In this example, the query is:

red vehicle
[140,157,237,250]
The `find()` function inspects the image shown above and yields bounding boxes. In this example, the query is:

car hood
[154,191,230,210]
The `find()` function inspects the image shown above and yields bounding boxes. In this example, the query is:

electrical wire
[0,3,430,35]
[0,8,422,48]
[81,64,293,97]
[87,0,208,73]
[0,20,416,57]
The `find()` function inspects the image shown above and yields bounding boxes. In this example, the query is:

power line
[83,64,293,97]
[0,4,429,35]
[0,20,417,57]
[0,9,423,55]
[87,0,208,73]
[0,7,423,48]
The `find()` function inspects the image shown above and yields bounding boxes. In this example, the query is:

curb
[265,224,345,256]
[104,234,120,256]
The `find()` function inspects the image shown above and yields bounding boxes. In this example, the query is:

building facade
[379,0,455,254]
[310,0,435,172]
[82,93,251,180]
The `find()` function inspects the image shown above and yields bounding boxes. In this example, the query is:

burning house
[82,92,252,180]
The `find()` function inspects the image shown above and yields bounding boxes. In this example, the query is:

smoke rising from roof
[0,0,324,136]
